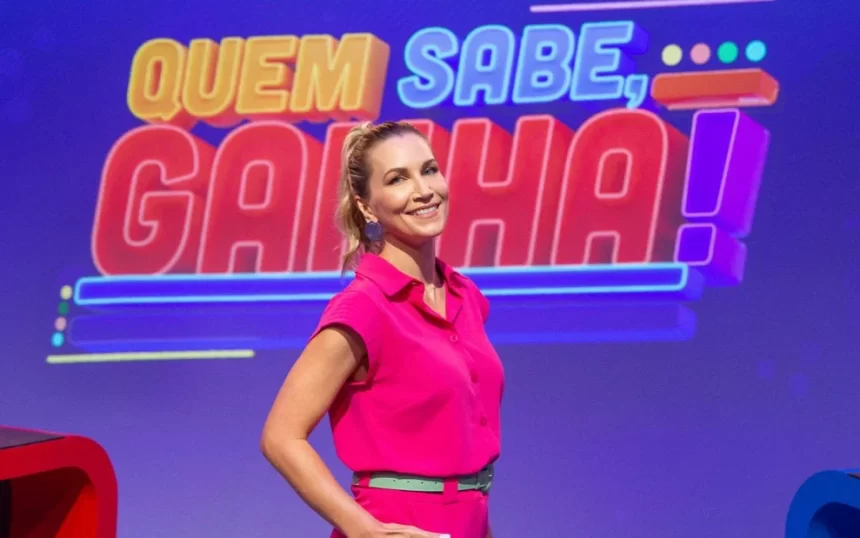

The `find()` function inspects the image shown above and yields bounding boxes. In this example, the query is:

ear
[354,195,376,222]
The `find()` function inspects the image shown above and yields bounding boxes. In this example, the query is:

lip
[407,203,441,218]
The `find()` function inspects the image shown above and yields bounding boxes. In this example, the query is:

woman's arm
[260,326,378,538]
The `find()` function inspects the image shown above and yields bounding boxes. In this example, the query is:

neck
[378,238,438,285]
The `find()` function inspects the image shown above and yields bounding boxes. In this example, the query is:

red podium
[0,427,117,538]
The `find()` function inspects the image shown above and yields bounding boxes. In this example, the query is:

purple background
[2,1,859,536]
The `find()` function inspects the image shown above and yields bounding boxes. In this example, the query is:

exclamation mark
[674,109,770,285]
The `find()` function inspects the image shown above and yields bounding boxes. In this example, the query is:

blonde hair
[337,120,426,272]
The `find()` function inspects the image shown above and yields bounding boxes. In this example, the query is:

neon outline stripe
[529,0,774,13]
[46,350,255,364]
[73,264,696,306]
[64,302,696,350]
[67,299,696,353]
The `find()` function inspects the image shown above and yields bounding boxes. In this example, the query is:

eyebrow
[383,159,438,178]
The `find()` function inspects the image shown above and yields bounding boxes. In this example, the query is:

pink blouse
[312,253,504,477]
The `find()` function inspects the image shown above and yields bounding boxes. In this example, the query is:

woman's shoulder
[311,279,389,353]
[324,277,387,316]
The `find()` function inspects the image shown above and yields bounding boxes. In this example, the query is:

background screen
[2,0,858,536]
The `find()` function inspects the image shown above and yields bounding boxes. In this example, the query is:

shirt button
[450,334,459,342]
[470,370,479,383]
[479,416,488,426]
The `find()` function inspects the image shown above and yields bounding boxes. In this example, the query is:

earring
[365,220,384,242]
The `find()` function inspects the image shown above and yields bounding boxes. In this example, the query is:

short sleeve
[311,290,382,361]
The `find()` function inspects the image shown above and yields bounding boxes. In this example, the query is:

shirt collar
[355,253,465,297]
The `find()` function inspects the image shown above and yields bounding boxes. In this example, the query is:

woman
[261,121,504,538]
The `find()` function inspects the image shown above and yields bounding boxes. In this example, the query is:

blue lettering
[398,22,650,110]
[453,25,515,106]
[397,27,459,109]
[569,21,649,108]
[623,73,649,109]
[512,24,575,105]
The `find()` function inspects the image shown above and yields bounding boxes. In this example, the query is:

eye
[423,165,439,175]
[387,175,405,185]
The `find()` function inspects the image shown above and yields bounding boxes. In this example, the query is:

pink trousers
[330,479,489,538]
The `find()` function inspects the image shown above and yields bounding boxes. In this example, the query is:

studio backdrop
[1,0,858,536]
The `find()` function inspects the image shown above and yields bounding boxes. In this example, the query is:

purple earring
[365,220,384,242]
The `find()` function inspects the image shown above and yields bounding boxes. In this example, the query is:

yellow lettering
[235,36,298,119]
[290,33,390,122]
[127,39,195,128]
[182,37,245,127]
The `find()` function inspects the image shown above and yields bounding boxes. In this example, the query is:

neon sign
[92,110,696,274]
[398,22,650,109]
[47,18,778,363]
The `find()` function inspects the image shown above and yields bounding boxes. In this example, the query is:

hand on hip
[364,522,449,538]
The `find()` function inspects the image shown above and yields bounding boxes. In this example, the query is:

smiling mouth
[407,203,440,217]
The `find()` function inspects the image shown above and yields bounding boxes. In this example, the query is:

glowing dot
[661,44,683,66]
[60,285,72,300]
[746,40,767,62]
[51,332,64,347]
[717,42,739,64]
[55,317,67,331]
[57,302,69,315]
[690,43,711,65]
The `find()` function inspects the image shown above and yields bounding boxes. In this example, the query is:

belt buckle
[477,464,494,493]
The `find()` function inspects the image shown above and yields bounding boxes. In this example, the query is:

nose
[412,176,434,201]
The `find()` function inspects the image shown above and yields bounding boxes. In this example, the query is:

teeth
[412,205,437,216]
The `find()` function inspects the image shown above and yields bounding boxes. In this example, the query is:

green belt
[353,463,494,494]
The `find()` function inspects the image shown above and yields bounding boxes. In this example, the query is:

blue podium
[786,470,860,537]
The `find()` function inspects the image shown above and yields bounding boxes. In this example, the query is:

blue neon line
[77,293,340,305]
[74,263,696,306]
[76,262,684,282]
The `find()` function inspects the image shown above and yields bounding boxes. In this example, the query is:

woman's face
[359,133,449,248]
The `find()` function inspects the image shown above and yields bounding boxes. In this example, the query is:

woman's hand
[358,522,449,537]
